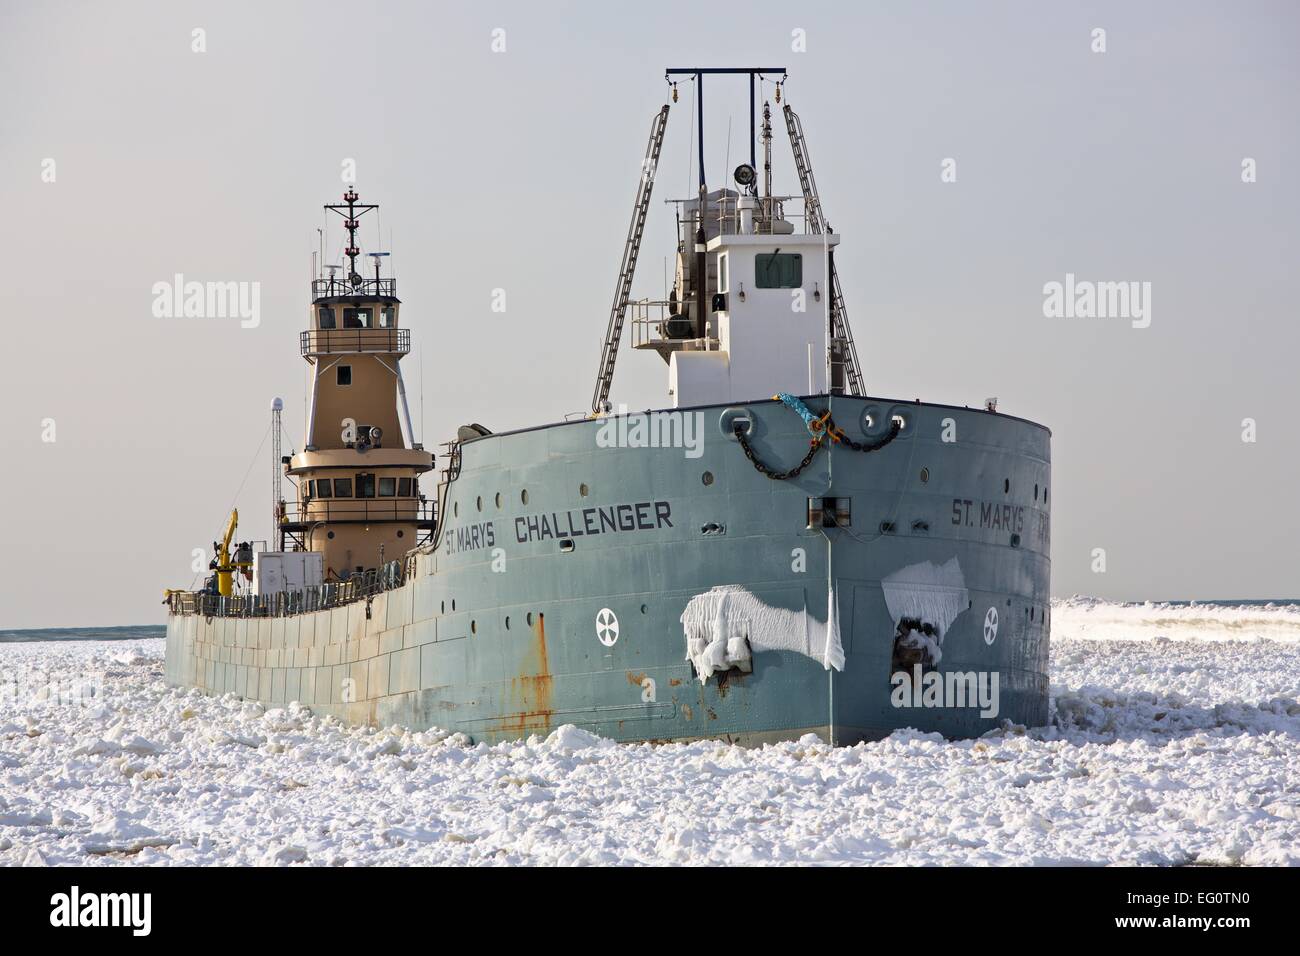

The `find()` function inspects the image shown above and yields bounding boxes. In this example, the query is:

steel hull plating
[165,396,1050,744]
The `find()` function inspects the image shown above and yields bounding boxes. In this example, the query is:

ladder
[591,104,670,414]
[783,103,865,397]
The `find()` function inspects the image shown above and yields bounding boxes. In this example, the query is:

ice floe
[0,599,1297,866]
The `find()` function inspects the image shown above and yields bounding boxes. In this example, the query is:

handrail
[281,498,436,525]
[167,557,414,619]
[300,328,410,356]
[311,277,396,298]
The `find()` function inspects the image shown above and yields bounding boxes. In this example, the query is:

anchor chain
[734,423,826,480]
[733,405,902,481]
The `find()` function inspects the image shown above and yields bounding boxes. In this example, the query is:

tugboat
[165,69,1050,744]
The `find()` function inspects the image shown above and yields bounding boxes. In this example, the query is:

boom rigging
[783,103,865,396]
[591,104,670,414]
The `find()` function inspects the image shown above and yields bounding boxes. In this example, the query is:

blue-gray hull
[165,395,1050,744]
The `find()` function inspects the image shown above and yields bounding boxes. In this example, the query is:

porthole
[454,501,459,517]
[327,531,335,539]
[505,616,511,630]
[640,604,648,614]
[919,467,929,484]
[452,599,456,611]
[526,611,533,626]
[521,489,529,505]
[1034,483,1039,501]
[396,529,404,538]
[702,471,714,486]
[471,620,476,635]
[476,496,482,511]
[1044,488,1049,504]
[440,600,445,614]
[495,492,502,508]
[1003,478,1010,494]
[579,483,589,497]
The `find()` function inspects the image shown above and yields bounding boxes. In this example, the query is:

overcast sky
[2,0,1297,628]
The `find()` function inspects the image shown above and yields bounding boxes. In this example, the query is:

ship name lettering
[951,498,1027,533]
[515,501,673,543]
[444,521,497,555]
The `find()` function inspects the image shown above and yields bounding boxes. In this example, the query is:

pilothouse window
[379,477,396,497]
[755,252,803,289]
[316,479,332,499]
[355,473,376,498]
[342,308,371,329]
[380,308,394,328]
[333,478,352,497]
[318,307,336,329]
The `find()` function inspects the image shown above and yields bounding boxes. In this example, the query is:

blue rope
[774,392,821,435]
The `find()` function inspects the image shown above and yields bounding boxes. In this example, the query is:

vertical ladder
[591,104,670,414]
[783,104,865,397]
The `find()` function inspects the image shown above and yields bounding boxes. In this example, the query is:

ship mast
[324,187,379,290]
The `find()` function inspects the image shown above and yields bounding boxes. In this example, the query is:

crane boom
[783,103,865,397]
[591,104,670,414]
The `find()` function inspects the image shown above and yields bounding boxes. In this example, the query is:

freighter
[165,69,1051,745]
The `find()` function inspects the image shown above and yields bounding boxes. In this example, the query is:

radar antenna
[324,188,379,289]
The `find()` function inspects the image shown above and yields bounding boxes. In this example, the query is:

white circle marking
[983,607,999,645]
[596,607,620,646]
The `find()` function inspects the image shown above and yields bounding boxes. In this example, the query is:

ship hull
[165,395,1050,745]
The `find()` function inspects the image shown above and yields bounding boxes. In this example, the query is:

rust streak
[501,611,553,735]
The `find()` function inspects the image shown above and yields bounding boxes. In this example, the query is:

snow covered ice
[1,599,1298,866]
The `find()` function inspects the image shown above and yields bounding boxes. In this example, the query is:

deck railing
[167,556,414,619]
[299,327,410,357]
[311,277,396,298]
[280,498,435,525]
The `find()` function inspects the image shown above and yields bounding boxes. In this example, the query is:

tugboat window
[343,308,372,329]
[336,365,352,386]
[333,478,352,497]
[318,307,336,329]
[379,308,395,328]
[379,477,396,497]
[355,474,376,498]
[755,252,802,288]
[398,478,412,497]
[717,253,729,293]
[316,479,332,499]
